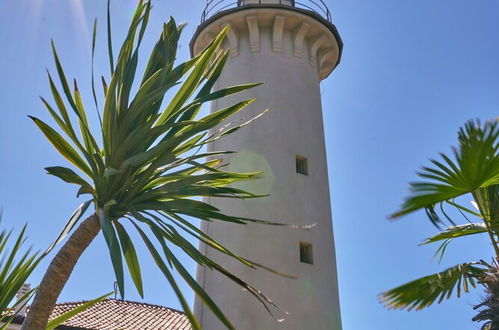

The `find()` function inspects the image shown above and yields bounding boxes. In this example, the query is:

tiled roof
[14,299,192,330]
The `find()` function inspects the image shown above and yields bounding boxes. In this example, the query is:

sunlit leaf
[391,119,499,219]
[380,263,487,311]
[46,292,113,330]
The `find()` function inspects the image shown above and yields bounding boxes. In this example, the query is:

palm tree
[380,119,499,329]
[22,1,297,329]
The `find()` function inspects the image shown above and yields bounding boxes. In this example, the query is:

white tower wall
[191,4,342,330]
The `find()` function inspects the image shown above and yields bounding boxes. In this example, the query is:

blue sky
[0,1,498,329]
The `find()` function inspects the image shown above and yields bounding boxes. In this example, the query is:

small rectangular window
[296,155,308,175]
[299,242,313,264]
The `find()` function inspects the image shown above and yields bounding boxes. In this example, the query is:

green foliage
[421,223,488,263]
[382,119,499,317]
[45,292,112,330]
[380,263,487,311]
[0,224,39,328]
[421,223,487,246]
[391,119,499,221]
[34,1,295,328]
[0,217,107,329]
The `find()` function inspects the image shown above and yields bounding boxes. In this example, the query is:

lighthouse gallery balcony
[201,0,333,23]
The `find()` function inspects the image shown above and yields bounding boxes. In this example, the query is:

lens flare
[69,0,90,45]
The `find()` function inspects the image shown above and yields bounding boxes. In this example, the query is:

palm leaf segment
[33,1,293,329]
[380,262,488,311]
[391,119,499,249]
[391,119,499,222]
[382,119,499,312]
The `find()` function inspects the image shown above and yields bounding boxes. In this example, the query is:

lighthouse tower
[191,1,343,329]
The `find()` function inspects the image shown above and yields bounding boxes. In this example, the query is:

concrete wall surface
[192,7,342,330]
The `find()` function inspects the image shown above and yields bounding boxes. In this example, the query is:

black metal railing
[201,0,332,23]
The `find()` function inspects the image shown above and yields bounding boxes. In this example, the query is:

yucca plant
[380,119,499,329]
[22,1,295,329]
[0,224,39,329]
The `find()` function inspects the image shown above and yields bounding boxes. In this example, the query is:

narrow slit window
[296,155,308,175]
[299,242,313,264]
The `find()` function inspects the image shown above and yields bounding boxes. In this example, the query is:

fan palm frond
[421,223,487,246]
[380,263,488,311]
[391,119,499,220]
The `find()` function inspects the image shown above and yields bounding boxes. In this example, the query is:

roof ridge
[50,299,95,307]
[49,298,185,315]
[19,298,191,329]
[105,298,186,315]
[26,300,91,311]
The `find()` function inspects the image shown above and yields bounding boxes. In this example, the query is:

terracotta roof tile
[44,299,192,330]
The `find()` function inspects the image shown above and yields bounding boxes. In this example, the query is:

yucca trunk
[21,214,100,330]
[474,266,499,330]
